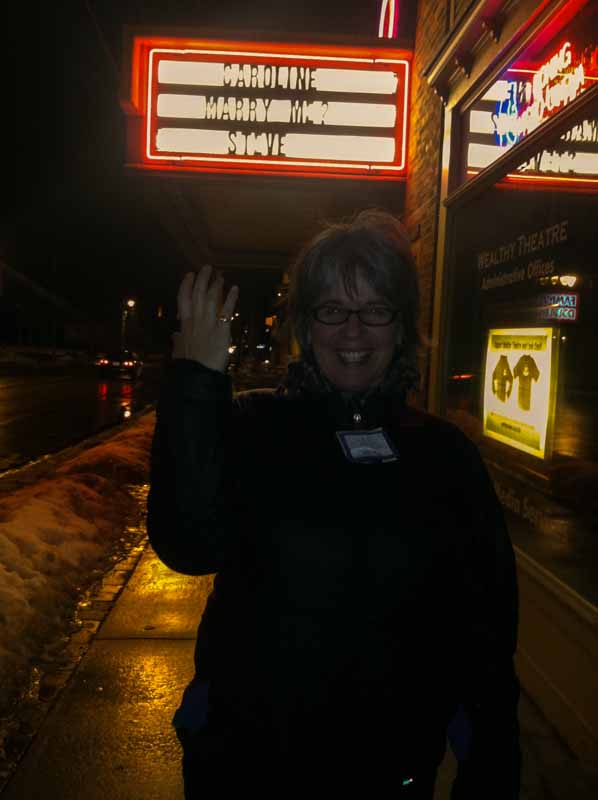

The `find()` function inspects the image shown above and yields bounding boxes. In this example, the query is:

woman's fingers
[191,264,213,315]
[205,270,224,317]
[177,272,195,321]
[220,285,239,321]
[177,264,236,327]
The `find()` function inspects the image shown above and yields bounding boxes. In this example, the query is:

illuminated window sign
[464,0,598,185]
[475,218,572,293]
[483,328,558,459]
[124,37,411,179]
[536,291,580,321]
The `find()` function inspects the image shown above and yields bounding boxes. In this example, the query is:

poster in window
[482,327,558,459]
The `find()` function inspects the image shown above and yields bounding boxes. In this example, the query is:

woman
[147,209,521,798]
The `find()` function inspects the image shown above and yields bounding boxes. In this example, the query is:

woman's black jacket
[147,359,521,797]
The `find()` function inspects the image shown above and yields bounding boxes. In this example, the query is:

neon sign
[378,0,399,39]
[537,292,579,321]
[124,37,411,179]
[493,83,521,147]
[464,1,598,186]
[492,42,587,145]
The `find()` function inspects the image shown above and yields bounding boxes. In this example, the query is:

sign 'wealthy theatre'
[124,36,411,179]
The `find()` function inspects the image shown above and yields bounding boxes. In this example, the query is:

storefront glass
[444,1,598,601]
[445,123,597,600]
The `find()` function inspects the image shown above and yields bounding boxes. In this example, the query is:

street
[0,367,162,472]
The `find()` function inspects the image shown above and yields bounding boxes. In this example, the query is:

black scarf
[277,348,419,405]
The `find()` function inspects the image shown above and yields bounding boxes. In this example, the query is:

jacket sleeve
[146,358,243,576]
[450,433,521,800]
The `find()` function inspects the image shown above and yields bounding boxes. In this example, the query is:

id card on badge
[336,427,398,463]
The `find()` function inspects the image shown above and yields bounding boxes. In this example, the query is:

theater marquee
[123,36,411,179]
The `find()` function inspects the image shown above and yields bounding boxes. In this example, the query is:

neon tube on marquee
[124,37,411,179]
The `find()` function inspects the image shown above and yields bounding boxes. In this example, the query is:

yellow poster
[482,327,556,459]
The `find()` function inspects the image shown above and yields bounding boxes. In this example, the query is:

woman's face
[309,272,399,393]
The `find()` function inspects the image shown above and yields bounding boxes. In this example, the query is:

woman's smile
[336,350,371,365]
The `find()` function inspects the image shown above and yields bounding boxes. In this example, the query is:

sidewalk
[2,544,597,800]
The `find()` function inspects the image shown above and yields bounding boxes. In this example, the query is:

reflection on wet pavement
[0,369,161,472]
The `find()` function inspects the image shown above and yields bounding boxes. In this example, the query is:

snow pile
[55,415,154,484]
[0,412,156,711]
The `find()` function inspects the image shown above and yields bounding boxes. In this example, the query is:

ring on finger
[218,315,231,323]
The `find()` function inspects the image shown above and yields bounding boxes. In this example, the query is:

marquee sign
[124,36,411,179]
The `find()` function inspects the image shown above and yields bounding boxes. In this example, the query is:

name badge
[336,427,398,463]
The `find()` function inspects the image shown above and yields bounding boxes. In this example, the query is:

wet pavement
[2,543,598,799]
[0,367,162,472]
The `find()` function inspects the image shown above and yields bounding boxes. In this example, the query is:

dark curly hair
[285,208,422,391]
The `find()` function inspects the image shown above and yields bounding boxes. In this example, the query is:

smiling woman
[148,208,521,799]
[284,208,420,400]
[287,209,419,394]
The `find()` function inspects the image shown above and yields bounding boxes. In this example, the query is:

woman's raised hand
[173,265,239,373]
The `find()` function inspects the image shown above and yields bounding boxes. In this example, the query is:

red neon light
[508,68,598,81]
[501,39,596,142]
[124,36,411,181]
[467,169,598,187]
[378,0,399,38]
[512,0,591,67]
[505,172,598,184]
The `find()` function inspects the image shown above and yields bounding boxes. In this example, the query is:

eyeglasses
[312,304,398,326]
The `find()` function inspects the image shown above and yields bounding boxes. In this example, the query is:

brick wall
[403,0,450,401]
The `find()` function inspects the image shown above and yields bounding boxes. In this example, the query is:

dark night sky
[18,2,415,326]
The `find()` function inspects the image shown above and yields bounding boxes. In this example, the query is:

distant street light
[121,298,136,350]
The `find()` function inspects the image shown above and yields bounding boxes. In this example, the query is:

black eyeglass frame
[311,305,399,327]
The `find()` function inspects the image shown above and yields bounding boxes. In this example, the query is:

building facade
[405,0,597,758]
